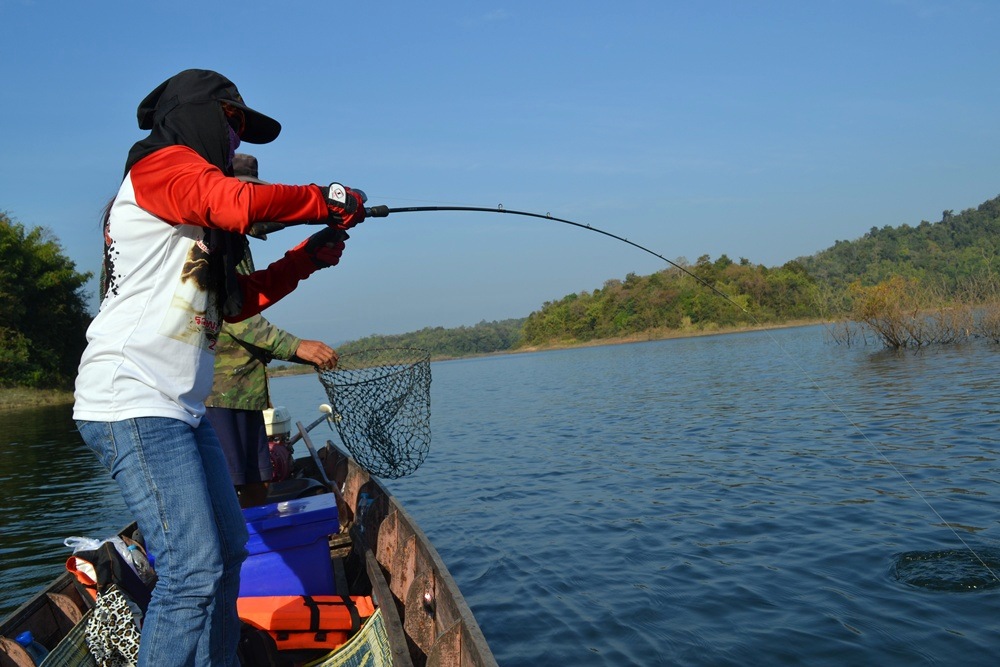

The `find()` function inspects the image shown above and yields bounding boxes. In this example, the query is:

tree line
[6,192,1000,388]
[521,256,819,345]
[1,212,92,389]
[272,319,525,373]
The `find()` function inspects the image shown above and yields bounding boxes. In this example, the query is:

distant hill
[336,318,524,358]
[270,319,526,373]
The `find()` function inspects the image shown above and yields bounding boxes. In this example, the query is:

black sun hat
[136,69,281,144]
[232,153,268,184]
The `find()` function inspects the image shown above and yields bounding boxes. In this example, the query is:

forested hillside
[799,196,1000,296]
[522,195,1000,346]
[521,257,819,344]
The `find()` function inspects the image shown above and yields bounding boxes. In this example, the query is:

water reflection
[0,404,129,616]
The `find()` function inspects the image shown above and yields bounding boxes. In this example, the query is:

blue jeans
[76,418,249,667]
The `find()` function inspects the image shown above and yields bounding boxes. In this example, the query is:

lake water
[2,325,999,665]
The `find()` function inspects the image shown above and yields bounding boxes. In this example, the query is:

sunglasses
[221,103,246,137]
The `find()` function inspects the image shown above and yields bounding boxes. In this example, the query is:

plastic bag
[65,535,156,586]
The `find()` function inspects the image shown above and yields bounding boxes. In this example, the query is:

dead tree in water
[830,275,1000,349]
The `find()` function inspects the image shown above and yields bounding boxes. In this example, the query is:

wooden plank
[425,622,465,667]
[46,592,83,632]
[0,575,87,650]
[364,549,414,667]
[403,568,439,655]
[388,498,496,667]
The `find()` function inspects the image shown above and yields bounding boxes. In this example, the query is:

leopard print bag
[66,536,153,667]
[85,583,142,667]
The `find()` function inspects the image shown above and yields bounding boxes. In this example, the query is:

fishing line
[367,201,1000,584]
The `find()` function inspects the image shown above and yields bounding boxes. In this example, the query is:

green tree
[0,212,92,388]
[335,318,524,359]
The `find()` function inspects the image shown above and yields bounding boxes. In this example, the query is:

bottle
[14,630,49,665]
[125,543,157,586]
[356,492,373,534]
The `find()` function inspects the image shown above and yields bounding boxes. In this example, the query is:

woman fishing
[73,69,367,666]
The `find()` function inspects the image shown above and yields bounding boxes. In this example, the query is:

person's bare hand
[294,340,338,369]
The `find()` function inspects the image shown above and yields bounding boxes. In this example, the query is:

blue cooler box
[239,494,339,597]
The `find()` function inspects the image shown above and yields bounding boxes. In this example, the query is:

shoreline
[270,318,829,375]
[0,387,75,411]
[1,320,829,409]
[506,318,826,355]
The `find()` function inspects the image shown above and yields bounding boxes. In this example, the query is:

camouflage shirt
[205,314,302,410]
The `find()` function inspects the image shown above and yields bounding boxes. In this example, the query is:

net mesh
[317,347,431,479]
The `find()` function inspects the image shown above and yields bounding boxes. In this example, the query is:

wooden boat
[0,405,497,667]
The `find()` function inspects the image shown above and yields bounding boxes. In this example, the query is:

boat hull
[1,420,496,667]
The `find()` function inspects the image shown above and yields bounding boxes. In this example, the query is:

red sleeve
[130,145,329,233]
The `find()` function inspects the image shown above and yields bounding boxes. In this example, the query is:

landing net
[317,348,431,479]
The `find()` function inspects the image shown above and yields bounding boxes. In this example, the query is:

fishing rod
[363,201,1000,585]
[251,202,747,312]
[364,204,748,313]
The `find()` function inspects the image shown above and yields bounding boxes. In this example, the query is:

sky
[3,0,1000,344]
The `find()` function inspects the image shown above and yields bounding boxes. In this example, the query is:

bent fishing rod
[249,202,746,312]
[363,204,747,312]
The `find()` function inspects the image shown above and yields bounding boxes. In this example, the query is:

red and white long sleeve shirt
[74,146,329,426]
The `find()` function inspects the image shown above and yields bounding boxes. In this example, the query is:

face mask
[227,125,241,170]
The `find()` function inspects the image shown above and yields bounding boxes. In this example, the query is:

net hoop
[317,347,431,479]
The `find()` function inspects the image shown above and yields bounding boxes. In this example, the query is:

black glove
[321,183,367,230]
[297,227,349,269]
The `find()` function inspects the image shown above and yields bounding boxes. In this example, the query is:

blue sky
[3,1,1000,344]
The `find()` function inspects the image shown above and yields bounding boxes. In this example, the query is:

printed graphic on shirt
[101,217,121,300]
[158,234,221,351]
